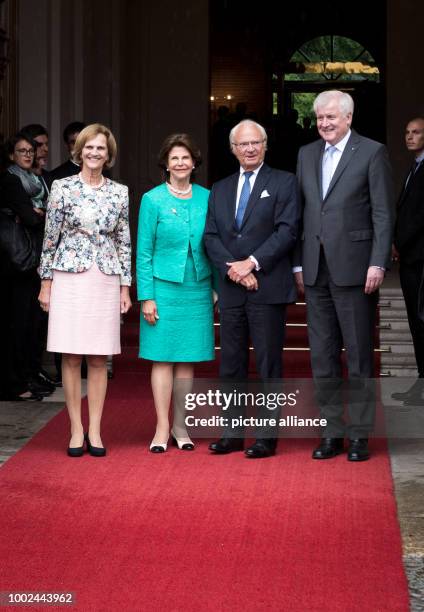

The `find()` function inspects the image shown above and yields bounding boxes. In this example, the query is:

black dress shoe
[28,380,54,397]
[312,438,344,459]
[85,433,106,457]
[209,438,243,454]
[245,439,276,458]
[403,395,424,406]
[391,379,424,401]
[38,369,62,387]
[347,439,370,462]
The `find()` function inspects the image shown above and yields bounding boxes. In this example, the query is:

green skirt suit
[136,183,214,362]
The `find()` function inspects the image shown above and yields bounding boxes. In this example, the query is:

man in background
[51,121,85,181]
[392,117,424,405]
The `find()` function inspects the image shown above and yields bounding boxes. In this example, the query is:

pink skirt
[47,262,121,355]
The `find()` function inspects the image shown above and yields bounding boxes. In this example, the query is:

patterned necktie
[235,171,253,229]
[322,145,337,198]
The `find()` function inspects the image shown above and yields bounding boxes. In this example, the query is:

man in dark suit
[50,121,85,181]
[204,119,299,458]
[392,117,424,404]
[294,90,394,461]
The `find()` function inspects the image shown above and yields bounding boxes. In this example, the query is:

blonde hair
[72,123,117,168]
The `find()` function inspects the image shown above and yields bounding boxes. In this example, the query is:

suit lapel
[398,161,424,207]
[239,164,271,228]
[397,172,412,208]
[316,142,325,202]
[226,173,239,227]
[324,131,360,201]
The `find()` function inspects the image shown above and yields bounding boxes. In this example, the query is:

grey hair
[229,120,268,148]
[313,90,354,117]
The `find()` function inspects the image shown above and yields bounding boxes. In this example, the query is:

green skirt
[139,253,215,362]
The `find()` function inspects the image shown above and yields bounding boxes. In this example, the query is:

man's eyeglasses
[15,148,35,157]
[231,140,265,151]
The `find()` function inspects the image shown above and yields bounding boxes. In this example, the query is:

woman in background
[137,133,214,453]
[38,124,132,457]
[0,132,46,401]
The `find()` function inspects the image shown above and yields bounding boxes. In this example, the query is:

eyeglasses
[15,148,35,157]
[231,140,265,151]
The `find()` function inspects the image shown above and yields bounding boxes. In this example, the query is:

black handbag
[0,208,39,272]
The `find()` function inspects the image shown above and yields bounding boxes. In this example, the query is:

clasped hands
[226,258,258,291]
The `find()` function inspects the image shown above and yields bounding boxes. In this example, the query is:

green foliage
[292,93,316,124]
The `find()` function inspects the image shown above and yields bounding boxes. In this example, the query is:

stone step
[379,287,405,297]
[379,310,410,321]
[379,304,408,313]
[380,321,411,331]
[381,368,418,377]
[380,332,413,343]
[381,353,417,366]
[385,344,415,354]
[379,272,407,379]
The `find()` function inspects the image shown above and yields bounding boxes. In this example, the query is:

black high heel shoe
[84,433,106,457]
[67,435,85,457]
[171,431,195,451]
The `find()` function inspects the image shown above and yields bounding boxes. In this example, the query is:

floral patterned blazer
[39,175,131,285]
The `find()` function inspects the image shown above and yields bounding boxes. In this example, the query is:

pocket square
[260,190,270,198]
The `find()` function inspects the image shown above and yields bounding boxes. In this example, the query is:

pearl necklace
[79,173,104,189]
[166,182,192,196]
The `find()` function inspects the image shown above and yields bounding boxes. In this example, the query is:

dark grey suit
[295,130,394,436]
[297,130,393,288]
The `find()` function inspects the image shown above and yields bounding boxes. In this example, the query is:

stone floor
[0,382,86,464]
[389,438,424,612]
[0,394,423,609]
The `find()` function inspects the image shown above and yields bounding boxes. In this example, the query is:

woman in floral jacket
[38,124,132,457]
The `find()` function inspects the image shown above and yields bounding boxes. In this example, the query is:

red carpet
[0,370,409,611]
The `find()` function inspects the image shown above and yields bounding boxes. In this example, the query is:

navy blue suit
[204,163,299,380]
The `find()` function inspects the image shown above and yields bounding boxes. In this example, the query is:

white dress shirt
[235,163,263,215]
[322,129,351,187]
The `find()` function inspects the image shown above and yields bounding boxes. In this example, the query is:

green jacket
[136,183,212,300]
